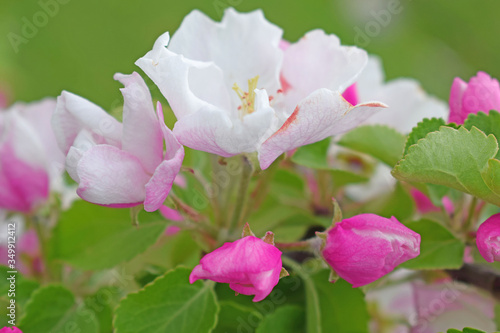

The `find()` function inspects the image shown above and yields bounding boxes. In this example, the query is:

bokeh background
[1,0,500,120]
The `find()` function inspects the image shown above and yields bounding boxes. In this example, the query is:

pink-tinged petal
[442,196,454,215]
[342,83,359,106]
[258,89,387,169]
[279,39,290,51]
[0,143,49,213]
[15,99,66,176]
[281,30,367,108]
[52,91,122,154]
[144,157,183,212]
[410,188,440,214]
[322,214,420,287]
[476,213,500,263]
[168,8,283,94]
[114,72,163,174]
[142,103,185,212]
[448,77,468,124]
[173,174,187,188]
[411,281,496,333]
[160,206,183,222]
[76,145,150,206]
[165,225,181,236]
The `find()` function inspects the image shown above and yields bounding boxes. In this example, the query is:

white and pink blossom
[136,9,386,170]
[52,72,184,212]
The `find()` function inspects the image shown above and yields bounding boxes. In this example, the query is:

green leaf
[401,219,464,270]
[308,271,369,333]
[291,138,370,187]
[463,110,500,159]
[292,137,332,170]
[85,289,114,333]
[114,267,219,333]
[393,126,500,206]
[256,305,305,333]
[213,301,263,333]
[360,182,415,221]
[51,201,166,270]
[404,117,447,156]
[338,125,406,167]
[0,266,40,327]
[19,285,99,333]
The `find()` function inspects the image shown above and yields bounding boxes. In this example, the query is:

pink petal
[76,144,150,206]
[160,206,183,222]
[114,72,164,174]
[258,89,387,169]
[323,214,420,287]
[142,103,185,212]
[476,213,500,263]
[0,143,49,213]
[448,77,468,124]
[342,83,359,106]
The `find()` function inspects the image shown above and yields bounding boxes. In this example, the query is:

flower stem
[464,196,478,231]
[275,240,312,252]
[229,155,254,231]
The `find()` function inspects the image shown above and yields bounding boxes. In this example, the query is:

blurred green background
[1,0,499,118]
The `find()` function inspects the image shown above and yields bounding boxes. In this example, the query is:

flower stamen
[233,75,260,118]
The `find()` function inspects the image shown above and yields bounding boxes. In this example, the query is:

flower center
[232,76,260,118]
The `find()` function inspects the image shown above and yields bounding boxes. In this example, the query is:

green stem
[464,196,478,232]
[281,256,322,333]
[31,215,60,282]
[275,240,312,252]
[229,155,254,231]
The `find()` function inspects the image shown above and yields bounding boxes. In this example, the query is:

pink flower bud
[476,213,500,263]
[189,236,282,302]
[0,327,23,333]
[448,71,500,125]
[322,214,420,287]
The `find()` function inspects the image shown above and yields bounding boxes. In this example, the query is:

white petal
[76,145,150,206]
[173,90,277,156]
[52,91,122,154]
[281,30,367,109]
[362,79,448,133]
[114,72,163,174]
[169,8,283,94]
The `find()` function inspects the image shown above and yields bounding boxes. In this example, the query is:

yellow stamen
[232,75,260,118]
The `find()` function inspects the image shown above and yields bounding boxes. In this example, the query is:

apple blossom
[136,8,386,170]
[449,71,500,125]
[0,327,23,333]
[411,281,495,333]
[0,98,66,213]
[322,214,420,287]
[476,213,500,263]
[189,235,282,302]
[350,56,448,133]
[336,57,448,202]
[52,72,184,212]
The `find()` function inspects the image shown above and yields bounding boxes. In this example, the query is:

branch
[446,263,500,300]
